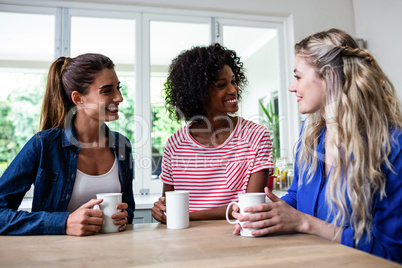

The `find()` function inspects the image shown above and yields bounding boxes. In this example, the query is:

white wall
[353,0,402,100]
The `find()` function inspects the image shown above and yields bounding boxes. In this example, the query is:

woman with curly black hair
[152,43,274,222]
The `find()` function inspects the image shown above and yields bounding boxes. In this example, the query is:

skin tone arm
[232,187,342,242]
[66,198,129,236]
[151,169,269,223]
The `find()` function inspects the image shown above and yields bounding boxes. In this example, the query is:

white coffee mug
[96,193,122,233]
[165,191,190,229]
[226,193,266,237]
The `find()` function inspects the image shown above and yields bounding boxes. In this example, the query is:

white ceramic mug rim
[165,191,190,195]
[96,193,122,197]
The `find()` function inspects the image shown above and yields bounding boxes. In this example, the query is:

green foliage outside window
[0,73,45,175]
[0,74,180,177]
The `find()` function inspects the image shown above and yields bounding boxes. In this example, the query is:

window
[0,3,292,196]
[0,9,55,174]
[146,15,211,193]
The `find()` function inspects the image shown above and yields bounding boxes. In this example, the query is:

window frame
[0,1,297,197]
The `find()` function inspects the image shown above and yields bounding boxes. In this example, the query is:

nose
[229,83,239,95]
[114,89,124,103]
[288,79,296,93]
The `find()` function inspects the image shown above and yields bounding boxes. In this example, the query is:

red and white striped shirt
[160,117,274,211]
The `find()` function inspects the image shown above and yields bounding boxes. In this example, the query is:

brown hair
[39,53,115,131]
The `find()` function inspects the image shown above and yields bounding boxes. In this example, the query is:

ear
[71,91,83,106]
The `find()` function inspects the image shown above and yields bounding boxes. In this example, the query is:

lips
[224,98,238,104]
[106,105,119,113]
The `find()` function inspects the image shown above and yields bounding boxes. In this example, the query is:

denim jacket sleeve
[0,133,70,235]
[114,133,135,224]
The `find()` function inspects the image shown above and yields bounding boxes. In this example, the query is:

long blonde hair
[295,28,402,244]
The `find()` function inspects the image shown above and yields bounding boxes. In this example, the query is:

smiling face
[288,55,327,115]
[76,68,123,123]
[204,65,239,118]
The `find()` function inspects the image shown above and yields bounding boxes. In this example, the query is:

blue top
[0,123,135,235]
[282,126,402,263]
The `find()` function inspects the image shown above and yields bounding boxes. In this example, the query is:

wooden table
[0,220,399,267]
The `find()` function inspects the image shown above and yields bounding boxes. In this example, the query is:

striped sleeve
[159,135,175,185]
[250,125,274,176]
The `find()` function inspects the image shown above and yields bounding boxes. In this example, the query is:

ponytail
[39,57,72,131]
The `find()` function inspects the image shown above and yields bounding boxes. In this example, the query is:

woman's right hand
[151,196,167,223]
[66,199,104,236]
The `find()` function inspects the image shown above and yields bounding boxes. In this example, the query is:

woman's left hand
[232,187,308,237]
[112,202,129,232]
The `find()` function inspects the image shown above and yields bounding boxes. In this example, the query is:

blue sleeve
[0,134,70,235]
[341,131,402,263]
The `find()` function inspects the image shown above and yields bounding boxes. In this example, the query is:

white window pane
[0,12,54,61]
[70,16,136,153]
[0,11,54,174]
[150,21,210,178]
[223,25,280,159]
[71,17,135,64]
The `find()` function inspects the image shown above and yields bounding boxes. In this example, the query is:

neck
[194,115,237,136]
[74,113,106,147]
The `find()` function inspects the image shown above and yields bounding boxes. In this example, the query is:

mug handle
[225,202,239,224]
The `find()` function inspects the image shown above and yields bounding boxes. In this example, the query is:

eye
[294,75,301,80]
[231,80,237,85]
[215,82,226,88]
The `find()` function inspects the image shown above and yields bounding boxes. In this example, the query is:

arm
[151,183,174,223]
[233,187,342,242]
[120,140,135,224]
[341,135,402,262]
[0,134,69,235]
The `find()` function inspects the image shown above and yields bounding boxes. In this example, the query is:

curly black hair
[163,43,247,122]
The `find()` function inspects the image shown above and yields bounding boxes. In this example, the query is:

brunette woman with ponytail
[0,54,134,236]
[231,29,402,263]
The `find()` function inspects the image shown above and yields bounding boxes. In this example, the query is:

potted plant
[259,100,280,162]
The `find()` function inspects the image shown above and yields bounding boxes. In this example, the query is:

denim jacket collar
[61,119,121,151]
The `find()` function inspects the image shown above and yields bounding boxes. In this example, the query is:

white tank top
[66,158,121,212]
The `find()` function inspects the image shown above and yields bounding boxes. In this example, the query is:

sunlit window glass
[70,16,136,156]
[0,12,54,175]
[150,21,210,179]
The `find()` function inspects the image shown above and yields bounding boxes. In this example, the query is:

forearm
[189,205,229,221]
[0,209,70,235]
[301,213,342,243]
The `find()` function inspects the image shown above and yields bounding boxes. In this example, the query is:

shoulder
[34,128,64,145]
[237,117,270,138]
[388,127,402,162]
[166,124,188,145]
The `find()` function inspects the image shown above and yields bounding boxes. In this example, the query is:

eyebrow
[99,84,113,89]
[99,81,120,89]
[214,75,235,81]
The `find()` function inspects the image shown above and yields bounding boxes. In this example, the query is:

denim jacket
[0,123,135,235]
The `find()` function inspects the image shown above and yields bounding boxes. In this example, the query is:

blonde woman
[232,28,402,263]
